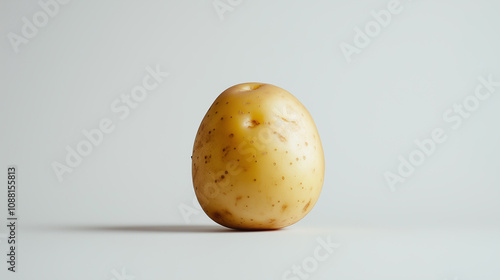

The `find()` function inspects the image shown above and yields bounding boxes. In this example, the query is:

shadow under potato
[43,224,282,233]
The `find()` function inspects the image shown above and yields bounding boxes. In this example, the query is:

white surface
[13,225,500,280]
[1,0,500,279]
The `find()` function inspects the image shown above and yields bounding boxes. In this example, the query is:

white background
[1,0,499,279]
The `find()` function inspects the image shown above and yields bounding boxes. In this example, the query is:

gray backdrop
[1,0,499,279]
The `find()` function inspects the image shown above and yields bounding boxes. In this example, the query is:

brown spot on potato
[213,212,222,220]
[223,209,233,216]
[303,199,312,212]
[281,204,288,212]
[269,219,276,224]
[278,134,287,142]
[282,176,285,180]
[247,119,260,128]
[229,133,234,138]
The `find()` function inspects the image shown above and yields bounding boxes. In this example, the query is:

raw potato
[192,83,324,230]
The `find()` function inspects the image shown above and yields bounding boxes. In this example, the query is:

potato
[192,83,324,230]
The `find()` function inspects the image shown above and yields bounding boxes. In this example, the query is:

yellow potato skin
[192,83,324,230]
